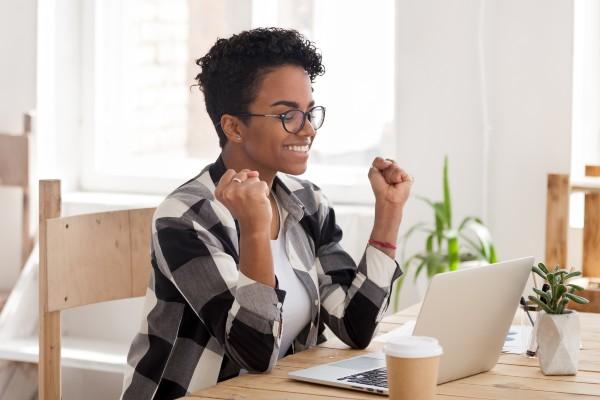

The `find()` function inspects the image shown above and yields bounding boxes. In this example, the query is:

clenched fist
[214,169,272,234]
[368,157,413,207]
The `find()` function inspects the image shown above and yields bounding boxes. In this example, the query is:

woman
[122,27,412,399]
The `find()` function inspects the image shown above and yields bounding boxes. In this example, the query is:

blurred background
[0,0,598,398]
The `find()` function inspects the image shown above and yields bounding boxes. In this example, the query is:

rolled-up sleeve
[315,194,402,349]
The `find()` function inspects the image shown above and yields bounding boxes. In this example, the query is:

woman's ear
[220,115,244,143]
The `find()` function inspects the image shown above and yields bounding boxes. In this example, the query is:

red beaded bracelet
[368,239,397,250]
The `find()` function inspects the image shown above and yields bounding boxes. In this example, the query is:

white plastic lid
[383,336,443,358]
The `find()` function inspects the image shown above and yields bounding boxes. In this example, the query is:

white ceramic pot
[536,311,580,375]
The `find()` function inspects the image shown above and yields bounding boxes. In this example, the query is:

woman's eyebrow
[270,100,316,108]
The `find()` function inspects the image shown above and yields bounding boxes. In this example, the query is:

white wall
[0,0,37,289]
[0,1,37,133]
[485,0,573,262]
[394,0,574,273]
[395,0,486,232]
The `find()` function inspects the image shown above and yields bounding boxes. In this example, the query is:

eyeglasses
[231,106,326,134]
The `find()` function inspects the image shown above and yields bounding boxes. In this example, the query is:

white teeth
[285,145,309,153]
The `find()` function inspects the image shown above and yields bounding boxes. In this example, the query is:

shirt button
[314,299,319,306]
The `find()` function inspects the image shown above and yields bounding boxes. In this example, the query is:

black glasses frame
[230,106,326,134]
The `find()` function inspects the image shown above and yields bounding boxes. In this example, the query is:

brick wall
[122,0,190,156]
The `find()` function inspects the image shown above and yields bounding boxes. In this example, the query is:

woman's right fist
[214,169,272,234]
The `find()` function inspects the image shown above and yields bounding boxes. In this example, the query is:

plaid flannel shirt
[121,156,402,399]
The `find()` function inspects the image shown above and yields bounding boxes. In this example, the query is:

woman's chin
[280,162,308,176]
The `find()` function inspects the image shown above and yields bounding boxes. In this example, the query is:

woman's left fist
[368,157,413,206]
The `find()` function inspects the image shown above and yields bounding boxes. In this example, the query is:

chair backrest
[38,179,155,400]
[0,113,33,267]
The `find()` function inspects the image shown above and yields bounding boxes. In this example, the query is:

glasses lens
[283,110,305,133]
[309,107,325,130]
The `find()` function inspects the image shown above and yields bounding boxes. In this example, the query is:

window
[80,0,395,203]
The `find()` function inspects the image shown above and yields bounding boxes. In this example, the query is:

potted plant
[394,156,497,309]
[528,262,589,375]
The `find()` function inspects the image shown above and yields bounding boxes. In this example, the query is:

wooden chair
[0,113,34,309]
[38,180,155,400]
[546,166,600,312]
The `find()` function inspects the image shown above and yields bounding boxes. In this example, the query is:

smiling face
[221,64,319,177]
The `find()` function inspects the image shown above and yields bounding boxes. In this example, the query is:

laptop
[288,256,534,395]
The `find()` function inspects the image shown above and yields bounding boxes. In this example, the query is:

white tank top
[271,196,312,358]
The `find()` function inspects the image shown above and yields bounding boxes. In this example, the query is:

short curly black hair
[195,27,325,148]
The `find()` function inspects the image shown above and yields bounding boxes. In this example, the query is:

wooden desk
[185,305,600,399]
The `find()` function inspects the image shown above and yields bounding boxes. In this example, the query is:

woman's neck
[221,146,276,191]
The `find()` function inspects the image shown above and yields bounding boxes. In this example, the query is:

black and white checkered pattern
[121,156,402,399]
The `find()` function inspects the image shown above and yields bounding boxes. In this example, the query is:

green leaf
[531,266,547,281]
[554,285,567,308]
[567,283,585,292]
[400,220,431,251]
[443,155,452,229]
[400,254,423,282]
[550,280,559,308]
[401,253,420,274]
[458,231,497,264]
[402,222,432,240]
[564,271,582,280]
[533,288,551,303]
[488,244,497,263]
[420,252,444,278]
[413,258,428,282]
[558,298,569,314]
[436,261,449,275]
[461,220,495,263]
[415,198,445,249]
[538,262,549,273]
[400,222,434,263]
[425,257,435,278]
[528,295,554,314]
[416,196,449,227]
[425,232,434,253]
[459,233,487,260]
[565,292,590,304]
[447,236,460,271]
[458,216,484,232]
[433,202,446,248]
[392,275,405,311]
[443,229,458,239]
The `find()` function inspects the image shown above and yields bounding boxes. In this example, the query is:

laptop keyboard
[337,367,388,388]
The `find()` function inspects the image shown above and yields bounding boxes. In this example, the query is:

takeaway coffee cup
[383,336,443,400]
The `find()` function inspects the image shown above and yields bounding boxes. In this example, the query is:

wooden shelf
[0,336,128,374]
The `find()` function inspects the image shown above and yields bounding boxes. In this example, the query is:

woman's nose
[298,116,317,137]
